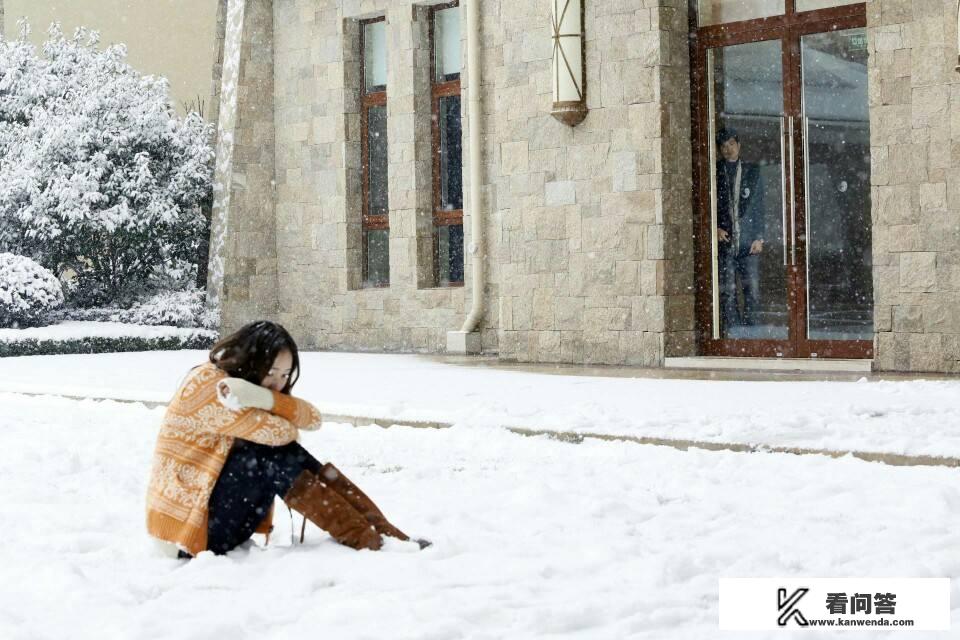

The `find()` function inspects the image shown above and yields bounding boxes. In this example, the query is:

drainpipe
[447,0,484,355]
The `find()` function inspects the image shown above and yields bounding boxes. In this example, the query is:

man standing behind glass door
[716,127,765,336]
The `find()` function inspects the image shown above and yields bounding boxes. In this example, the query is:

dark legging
[206,439,323,555]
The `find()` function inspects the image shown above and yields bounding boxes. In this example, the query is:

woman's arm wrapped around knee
[218,376,323,432]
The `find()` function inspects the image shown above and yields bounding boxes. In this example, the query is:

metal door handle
[787,115,796,267]
[801,115,810,269]
[780,115,788,267]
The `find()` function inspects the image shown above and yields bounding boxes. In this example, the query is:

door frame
[689,1,872,359]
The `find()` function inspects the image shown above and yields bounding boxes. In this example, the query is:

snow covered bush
[0,24,214,306]
[115,288,218,329]
[0,252,64,327]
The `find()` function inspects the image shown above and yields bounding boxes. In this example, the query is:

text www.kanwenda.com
[807,618,915,627]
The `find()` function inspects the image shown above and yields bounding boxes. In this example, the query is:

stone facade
[868,0,960,371]
[216,0,695,365]
[494,0,694,365]
[213,0,960,372]
[209,0,281,327]
[270,0,470,352]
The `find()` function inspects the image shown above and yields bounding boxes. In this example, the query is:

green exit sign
[849,34,867,50]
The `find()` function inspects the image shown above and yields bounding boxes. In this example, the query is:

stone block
[535,208,566,240]
[545,181,576,206]
[880,0,913,24]
[622,66,656,105]
[646,224,665,260]
[632,295,665,331]
[537,330,562,361]
[922,299,960,333]
[601,190,656,223]
[560,330,584,362]
[871,105,911,144]
[874,305,892,332]
[892,304,923,332]
[611,151,639,192]
[629,102,663,141]
[582,329,622,365]
[640,260,665,295]
[533,288,556,329]
[873,265,901,304]
[911,46,948,87]
[909,332,943,371]
[875,331,905,370]
[556,296,585,330]
[919,211,960,252]
[875,185,916,225]
[501,141,530,175]
[615,260,640,295]
[875,224,920,253]
[584,306,631,331]
[582,216,624,252]
[583,254,617,287]
[899,252,937,292]
[880,76,910,105]
[941,334,960,369]
[912,85,949,129]
[874,25,904,51]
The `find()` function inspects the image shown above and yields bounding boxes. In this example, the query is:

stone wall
[208,0,228,130]
[207,0,960,371]
[657,0,695,359]
[869,0,960,371]
[221,0,696,364]
[210,0,281,332]
[493,0,694,364]
[270,0,474,352]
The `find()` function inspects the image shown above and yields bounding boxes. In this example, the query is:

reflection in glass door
[708,39,789,342]
[801,28,872,342]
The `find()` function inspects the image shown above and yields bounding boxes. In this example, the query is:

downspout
[447,0,484,354]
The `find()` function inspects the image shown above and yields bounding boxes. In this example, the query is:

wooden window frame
[429,0,464,287]
[360,16,389,287]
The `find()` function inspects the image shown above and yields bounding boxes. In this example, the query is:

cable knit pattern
[146,363,323,554]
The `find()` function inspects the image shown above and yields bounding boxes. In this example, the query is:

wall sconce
[551,0,587,126]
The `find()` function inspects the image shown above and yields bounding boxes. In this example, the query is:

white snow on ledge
[0,321,216,343]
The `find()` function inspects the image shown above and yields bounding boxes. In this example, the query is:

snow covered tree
[0,24,214,306]
[0,252,64,327]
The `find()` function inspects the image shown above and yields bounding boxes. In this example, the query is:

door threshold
[664,356,873,373]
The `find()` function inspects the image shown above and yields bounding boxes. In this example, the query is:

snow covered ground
[0,350,959,457]
[0,391,957,639]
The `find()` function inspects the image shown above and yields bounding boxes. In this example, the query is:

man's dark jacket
[716,160,765,257]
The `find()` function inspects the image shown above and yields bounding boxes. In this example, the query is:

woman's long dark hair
[209,321,300,394]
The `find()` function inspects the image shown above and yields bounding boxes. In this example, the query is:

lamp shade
[551,0,587,126]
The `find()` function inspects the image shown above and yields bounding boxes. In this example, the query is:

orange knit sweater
[145,363,323,555]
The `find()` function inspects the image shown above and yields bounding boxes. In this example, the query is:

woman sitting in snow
[146,320,425,557]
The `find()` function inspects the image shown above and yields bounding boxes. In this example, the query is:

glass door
[693,5,872,359]
[706,38,791,346]
[798,27,872,354]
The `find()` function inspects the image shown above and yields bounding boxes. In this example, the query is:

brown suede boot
[318,463,411,541]
[283,471,383,550]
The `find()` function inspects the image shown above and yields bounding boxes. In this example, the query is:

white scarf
[724,161,742,249]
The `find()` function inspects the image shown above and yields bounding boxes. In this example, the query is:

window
[430,2,463,286]
[361,18,389,287]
